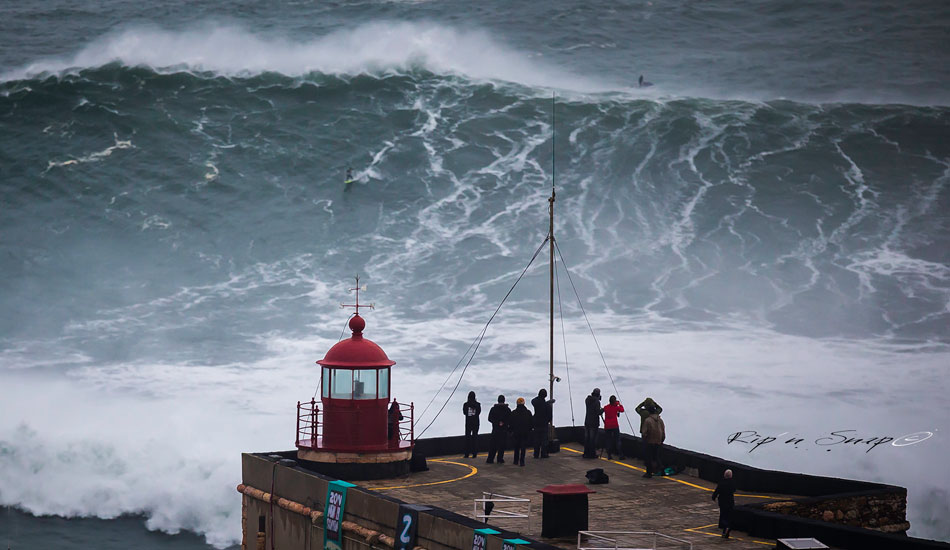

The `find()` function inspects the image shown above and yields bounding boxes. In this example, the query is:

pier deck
[363,444,805,550]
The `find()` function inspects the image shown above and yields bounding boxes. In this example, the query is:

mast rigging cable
[554,255,576,426]
[414,236,550,439]
[554,239,637,434]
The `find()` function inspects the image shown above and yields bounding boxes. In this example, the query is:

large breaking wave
[1,23,614,93]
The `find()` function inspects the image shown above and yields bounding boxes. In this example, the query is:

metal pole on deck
[548,93,556,441]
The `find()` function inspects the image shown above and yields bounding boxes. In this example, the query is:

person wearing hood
[509,397,533,467]
[462,391,481,458]
[635,397,662,435]
[712,469,736,538]
[530,388,555,458]
[640,403,666,477]
[583,388,603,458]
[486,395,511,464]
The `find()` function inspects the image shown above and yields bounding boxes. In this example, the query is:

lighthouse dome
[317,314,395,368]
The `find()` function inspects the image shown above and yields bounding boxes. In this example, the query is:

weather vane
[340,274,374,315]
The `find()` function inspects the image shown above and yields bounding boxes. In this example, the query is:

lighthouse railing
[296,398,321,448]
[397,401,414,444]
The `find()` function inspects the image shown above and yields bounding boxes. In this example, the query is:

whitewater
[1,2,949,548]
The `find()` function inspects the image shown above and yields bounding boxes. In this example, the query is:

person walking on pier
[462,391,481,458]
[635,397,662,435]
[602,395,625,460]
[509,397,533,467]
[640,403,665,477]
[712,469,736,538]
[583,388,603,458]
[486,395,511,464]
[531,388,555,458]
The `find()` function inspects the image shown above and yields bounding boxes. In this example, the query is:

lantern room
[295,279,413,479]
[317,314,394,449]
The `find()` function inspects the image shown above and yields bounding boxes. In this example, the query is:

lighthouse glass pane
[330,369,352,399]
[322,368,330,398]
[378,369,389,399]
[353,369,377,400]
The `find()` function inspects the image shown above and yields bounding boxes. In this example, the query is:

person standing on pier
[583,388,603,458]
[602,395,625,460]
[640,403,665,477]
[462,391,481,458]
[531,388,555,458]
[509,397,533,467]
[486,395,511,464]
[388,399,404,442]
[712,469,736,538]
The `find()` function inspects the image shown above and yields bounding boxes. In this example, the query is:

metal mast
[549,94,556,404]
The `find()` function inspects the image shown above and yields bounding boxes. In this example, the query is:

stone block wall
[762,490,909,533]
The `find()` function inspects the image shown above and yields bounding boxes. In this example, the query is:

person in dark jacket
[530,388,555,458]
[583,388,603,458]
[388,400,404,442]
[508,397,533,467]
[711,469,736,538]
[462,391,481,458]
[486,395,511,464]
[640,404,665,477]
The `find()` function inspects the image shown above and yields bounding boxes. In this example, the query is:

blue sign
[396,504,430,550]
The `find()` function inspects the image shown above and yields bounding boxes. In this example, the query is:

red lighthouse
[296,278,413,479]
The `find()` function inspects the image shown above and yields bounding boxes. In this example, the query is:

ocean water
[1,0,949,548]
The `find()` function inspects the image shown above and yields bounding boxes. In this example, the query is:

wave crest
[2,22,609,92]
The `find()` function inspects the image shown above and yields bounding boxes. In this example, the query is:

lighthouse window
[378,369,389,399]
[321,367,331,398]
[353,369,377,400]
[330,369,353,399]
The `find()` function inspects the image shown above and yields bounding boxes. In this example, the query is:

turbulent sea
[1,1,949,547]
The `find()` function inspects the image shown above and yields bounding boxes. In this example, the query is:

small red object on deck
[537,484,596,495]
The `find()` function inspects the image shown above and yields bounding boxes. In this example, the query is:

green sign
[472,528,500,550]
[324,480,356,550]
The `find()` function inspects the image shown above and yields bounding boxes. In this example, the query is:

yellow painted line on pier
[364,459,477,491]
[684,523,773,545]
[560,445,780,499]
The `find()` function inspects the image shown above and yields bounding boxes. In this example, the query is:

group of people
[461,388,735,538]
[462,389,555,466]
[583,390,666,478]
[462,388,735,535]
[464,387,667,473]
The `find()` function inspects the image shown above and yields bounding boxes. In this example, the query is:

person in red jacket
[602,395,625,460]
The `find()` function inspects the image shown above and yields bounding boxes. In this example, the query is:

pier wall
[240,452,562,550]
[606,430,950,550]
[240,431,950,550]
